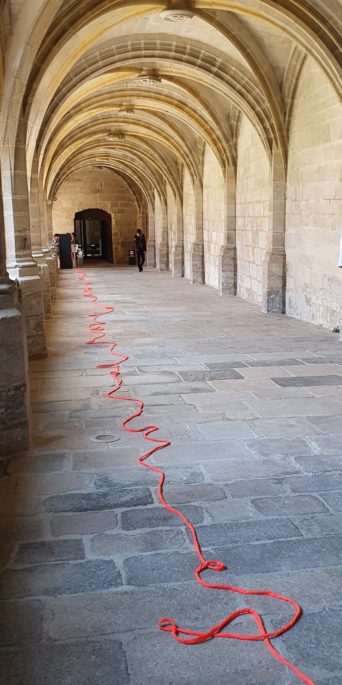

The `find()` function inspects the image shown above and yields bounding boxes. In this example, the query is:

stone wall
[203,144,225,289]
[183,169,196,281]
[52,168,138,264]
[236,115,270,304]
[286,57,342,327]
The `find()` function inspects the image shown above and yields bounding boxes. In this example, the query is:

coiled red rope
[77,268,316,685]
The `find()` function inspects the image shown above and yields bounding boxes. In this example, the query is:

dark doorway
[74,209,113,263]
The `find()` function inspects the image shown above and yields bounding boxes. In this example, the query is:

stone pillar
[218,167,237,295]
[0,185,30,455]
[170,204,184,277]
[30,164,52,318]
[43,200,57,300]
[3,113,47,358]
[146,207,156,268]
[188,179,204,284]
[156,201,169,271]
[262,148,286,314]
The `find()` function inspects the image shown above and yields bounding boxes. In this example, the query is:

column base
[218,245,237,295]
[156,243,169,271]
[33,251,52,318]
[8,260,47,358]
[262,251,286,314]
[189,246,204,285]
[170,245,184,278]
[44,247,58,301]
[146,241,156,268]
[0,306,30,455]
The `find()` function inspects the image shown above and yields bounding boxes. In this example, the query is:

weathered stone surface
[124,550,197,585]
[178,369,244,381]
[8,452,69,473]
[247,416,322,438]
[292,513,342,537]
[124,629,289,685]
[248,359,304,367]
[272,374,342,387]
[5,264,342,683]
[51,511,118,536]
[310,435,342,454]
[0,640,129,685]
[43,487,153,512]
[0,517,46,543]
[203,457,301,482]
[245,437,314,458]
[164,483,226,504]
[319,491,342,511]
[91,528,187,556]
[15,539,85,565]
[212,535,342,575]
[0,384,28,428]
[45,582,239,640]
[72,448,140,469]
[287,473,342,493]
[0,600,43,646]
[195,420,257,440]
[132,381,215,395]
[226,477,284,498]
[0,560,122,598]
[121,505,204,530]
[251,495,328,516]
[15,471,93,496]
[156,441,251,465]
[96,465,203,489]
[279,609,342,681]
[192,518,302,547]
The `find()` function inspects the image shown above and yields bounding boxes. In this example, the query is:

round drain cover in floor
[92,434,121,443]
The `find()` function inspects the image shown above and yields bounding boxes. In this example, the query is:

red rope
[76,269,316,685]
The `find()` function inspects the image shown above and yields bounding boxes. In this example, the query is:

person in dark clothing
[134,228,146,272]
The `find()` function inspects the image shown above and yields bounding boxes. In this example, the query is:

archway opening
[74,208,113,263]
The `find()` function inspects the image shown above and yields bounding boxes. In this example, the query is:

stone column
[30,159,52,318]
[188,179,204,284]
[146,206,156,268]
[262,148,286,314]
[170,203,184,277]
[0,184,30,455]
[156,202,169,271]
[43,199,58,300]
[3,113,47,358]
[218,167,237,295]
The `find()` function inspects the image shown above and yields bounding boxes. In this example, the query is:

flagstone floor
[1,265,342,685]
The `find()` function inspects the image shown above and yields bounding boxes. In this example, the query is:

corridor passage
[1,267,342,685]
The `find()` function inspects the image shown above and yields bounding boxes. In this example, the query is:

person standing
[134,228,146,272]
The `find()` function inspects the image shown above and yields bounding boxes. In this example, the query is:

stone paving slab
[43,487,153,513]
[2,268,342,684]
[0,640,129,685]
[272,374,342,387]
[211,534,342,576]
[0,560,122,598]
[123,629,292,685]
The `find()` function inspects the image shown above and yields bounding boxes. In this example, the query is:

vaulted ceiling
[2,0,341,206]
